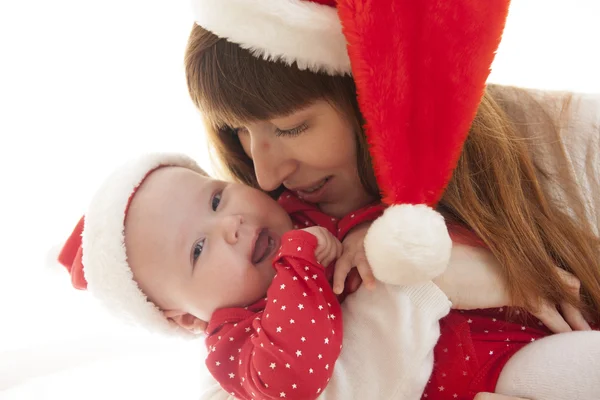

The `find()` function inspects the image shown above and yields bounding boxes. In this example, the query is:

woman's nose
[251,141,297,192]
[220,215,243,245]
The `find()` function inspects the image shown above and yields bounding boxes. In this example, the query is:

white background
[0,1,598,399]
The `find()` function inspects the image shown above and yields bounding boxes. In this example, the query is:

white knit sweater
[199,89,600,400]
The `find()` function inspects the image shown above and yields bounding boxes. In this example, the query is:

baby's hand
[302,226,343,267]
[333,222,376,295]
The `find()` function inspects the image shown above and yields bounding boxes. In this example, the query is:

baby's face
[124,167,293,326]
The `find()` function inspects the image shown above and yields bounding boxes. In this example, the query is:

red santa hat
[191,0,511,284]
[58,153,204,337]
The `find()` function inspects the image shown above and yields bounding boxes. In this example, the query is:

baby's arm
[205,230,343,400]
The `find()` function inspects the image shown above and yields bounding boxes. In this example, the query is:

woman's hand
[434,243,591,333]
[531,268,591,333]
[332,222,376,295]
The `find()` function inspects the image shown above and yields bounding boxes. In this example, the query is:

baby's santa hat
[192,0,511,284]
[58,153,204,337]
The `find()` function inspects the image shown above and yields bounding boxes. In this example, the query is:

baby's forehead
[152,165,209,180]
[137,165,210,194]
[131,167,208,211]
[123,165,220,247]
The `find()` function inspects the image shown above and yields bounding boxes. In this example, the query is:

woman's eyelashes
[232,127,248,136]
[230,123,308,138]
[275,122,308,137]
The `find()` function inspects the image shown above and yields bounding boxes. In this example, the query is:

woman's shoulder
[488,84,599,135]
[526,87,599,161]
[524,87,599,130]
[491,84,600,234]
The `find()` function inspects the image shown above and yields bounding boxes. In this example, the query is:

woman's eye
[211,192,222,211]
[193,239,205,263]
[233,127,249,135]
[275,123,308,137]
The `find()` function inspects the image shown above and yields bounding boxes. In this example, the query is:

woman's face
[234,100,375,218]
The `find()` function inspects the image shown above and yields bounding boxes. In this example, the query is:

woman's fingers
[336,237,344,259]
[554,267,591,330]
[345,268,363,294]
[531,301,572,333]
[354,253,375,290]
[333,252,353,294]
[555,267,581,291]
[560,301,592,331]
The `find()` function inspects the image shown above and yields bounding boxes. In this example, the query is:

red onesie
[205,231,343,400]
[422,309,555,399]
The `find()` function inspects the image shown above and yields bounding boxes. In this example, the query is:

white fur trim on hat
[82,153,205,338]
[191,0,351,75]
[364,204,452,286]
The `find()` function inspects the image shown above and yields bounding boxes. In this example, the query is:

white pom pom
[364,204,452,285]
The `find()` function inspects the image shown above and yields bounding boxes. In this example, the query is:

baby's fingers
[321,236,338,267]
[313,230,331,264]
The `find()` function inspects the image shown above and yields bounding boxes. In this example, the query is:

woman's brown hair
[185,25,600,322]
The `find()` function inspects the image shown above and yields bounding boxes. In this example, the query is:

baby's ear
[163,310,208,334]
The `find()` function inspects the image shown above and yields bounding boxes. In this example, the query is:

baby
[59,153,383,400]
[60,153,600,400]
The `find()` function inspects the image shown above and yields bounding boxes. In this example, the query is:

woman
[186,1,600,398]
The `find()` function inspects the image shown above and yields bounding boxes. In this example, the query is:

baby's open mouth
[252,229,275,264]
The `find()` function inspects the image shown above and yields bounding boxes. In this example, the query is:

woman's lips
[292,177,332,203]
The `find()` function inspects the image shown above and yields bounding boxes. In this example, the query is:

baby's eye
[193,239,205,263]
[211,192,222,211]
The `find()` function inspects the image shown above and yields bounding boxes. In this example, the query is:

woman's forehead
[207,100,326,130]
[204,101,305,129]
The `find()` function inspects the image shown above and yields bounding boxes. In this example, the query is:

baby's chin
[256,257,277,286]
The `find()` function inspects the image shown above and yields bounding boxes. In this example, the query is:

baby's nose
[221,215,243,244]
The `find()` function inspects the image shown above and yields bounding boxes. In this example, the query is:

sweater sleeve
[321,282,450,400]
[206,230,343,400]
